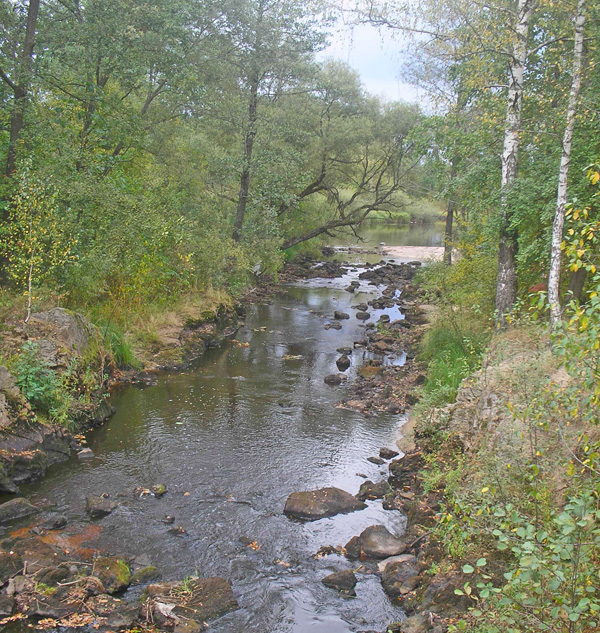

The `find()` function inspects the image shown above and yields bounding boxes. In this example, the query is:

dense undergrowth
[409,198,600,632]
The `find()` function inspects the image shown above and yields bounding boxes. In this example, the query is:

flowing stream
[7,222,443,633]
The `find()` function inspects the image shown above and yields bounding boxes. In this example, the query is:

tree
[0,0,40,176]
[218,0,325,242]
[547,0,587,329]
[495,0,538,328]
[1,165,75,321]
[278,79,426,249]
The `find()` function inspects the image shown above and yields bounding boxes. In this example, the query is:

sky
[317,20,421,103]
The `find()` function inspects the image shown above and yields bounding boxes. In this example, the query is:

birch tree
[547,0,587,329]
[494,0,538,327]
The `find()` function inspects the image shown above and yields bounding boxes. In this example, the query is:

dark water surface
[8,223,437,632]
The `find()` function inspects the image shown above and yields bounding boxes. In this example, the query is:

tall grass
[420,326,486,406]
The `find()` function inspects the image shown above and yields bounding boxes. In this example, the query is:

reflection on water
[11,279,408,633]
[354,221,444,248]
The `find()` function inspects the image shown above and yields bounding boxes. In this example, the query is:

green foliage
[552,167,600,412]
[490,493,600,632]
[14,341,74,426]
[0,165,76,319]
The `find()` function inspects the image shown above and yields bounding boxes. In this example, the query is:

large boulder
[360,525,406,559]
[0,366,20,401]
[142,577,238,628]
[284,487,366,521]
[28,308,94,356]
[0,498,39,523]
[345,525,406,560]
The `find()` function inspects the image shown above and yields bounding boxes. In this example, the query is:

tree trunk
[443,160,457,265]
[4,0,40,176]
[233,76,259,242]
[547,0,586,329]
[495,0,537,328]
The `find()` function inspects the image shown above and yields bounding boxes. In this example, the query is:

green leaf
[462,564,475,574]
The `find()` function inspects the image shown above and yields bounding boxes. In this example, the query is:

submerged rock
[322,569,357,594]
[324,322,343,330]
[324,374,343,386]
[77,448,94,461]
[334,311,350,320]
[0,498,38,523]
[152,483,167,497]
[367,456,385,466]
[284,487,366,521]
[336,355,351,372]
[86,495,117,519]
[356,311,370,321]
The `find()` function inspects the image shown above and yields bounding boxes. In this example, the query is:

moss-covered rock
[92,557,131,594]
[131,565,161,585]
[142,577,238,627]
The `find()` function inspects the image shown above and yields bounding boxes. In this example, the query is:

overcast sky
[317,20,420,103]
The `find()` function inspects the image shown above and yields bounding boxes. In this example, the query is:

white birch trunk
[495,0,537,327]
[548,0,586,329]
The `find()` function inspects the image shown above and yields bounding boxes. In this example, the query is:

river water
[7,222,443,633]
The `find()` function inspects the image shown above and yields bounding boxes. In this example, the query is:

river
[7,221,444,633]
